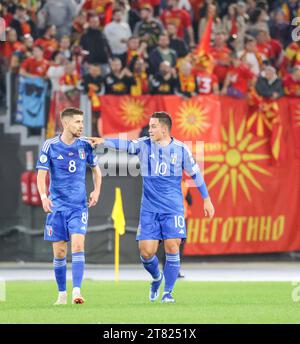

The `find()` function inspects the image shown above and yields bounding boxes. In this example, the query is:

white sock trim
[72,287,80,294]
[153,272,162,282]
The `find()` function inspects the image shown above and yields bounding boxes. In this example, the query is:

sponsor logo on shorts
[179,229,185,234]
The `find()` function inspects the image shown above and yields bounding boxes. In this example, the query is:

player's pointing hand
[87,137,104,148]
[204,197,215,218]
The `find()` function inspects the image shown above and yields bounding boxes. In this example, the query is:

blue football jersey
[36,135,98,211]
[106,137,204,214]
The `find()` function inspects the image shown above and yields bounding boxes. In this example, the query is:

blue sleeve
[191,174,209,199]
[183,146,209,199]
[86,143,98,167]
[36,141,51,171]
[104,138,143,155]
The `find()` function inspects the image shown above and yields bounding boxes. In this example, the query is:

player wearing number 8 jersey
[36,107,102,305]
[88,112,215,303]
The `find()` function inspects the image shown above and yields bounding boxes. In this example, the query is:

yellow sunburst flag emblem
[205,110,272,204]
[175,99,211,138]
[119,97,147,127]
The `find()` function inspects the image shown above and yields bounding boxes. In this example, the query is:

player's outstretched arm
[88,137,105,147]
[37,169,53,213]
[87,136,141,154]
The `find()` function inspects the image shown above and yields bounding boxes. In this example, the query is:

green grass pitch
[0,281,299,324]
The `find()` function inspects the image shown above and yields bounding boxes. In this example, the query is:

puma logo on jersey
[68,152,74,156]
[57,155,64,160]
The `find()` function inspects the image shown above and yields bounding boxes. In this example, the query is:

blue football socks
[72,252,85,288]
[140,255,161,280]
[163,253,180,293]
[53,257,67,292]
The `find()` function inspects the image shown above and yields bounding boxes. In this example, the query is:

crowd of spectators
[0,0,300,110]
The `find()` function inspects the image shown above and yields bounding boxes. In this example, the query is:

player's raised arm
[182,146,215,218]
[87,136,145,155]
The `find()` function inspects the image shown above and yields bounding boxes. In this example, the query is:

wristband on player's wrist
[40,194,47,200]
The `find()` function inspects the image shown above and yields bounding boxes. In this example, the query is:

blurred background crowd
[0,0,300,127]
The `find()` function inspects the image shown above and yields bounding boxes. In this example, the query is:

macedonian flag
[100,95,157,135]
[160,94,221,143]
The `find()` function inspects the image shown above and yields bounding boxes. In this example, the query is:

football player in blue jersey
[36,107,102,305]
[89,111,214,303]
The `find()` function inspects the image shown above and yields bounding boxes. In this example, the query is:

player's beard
[72,129,82,138]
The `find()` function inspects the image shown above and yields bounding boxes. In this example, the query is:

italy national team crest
[171,153,177,164]
[46,225,53,237]
[78,148,86,160]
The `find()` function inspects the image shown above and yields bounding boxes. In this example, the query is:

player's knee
[164,245,180,255]
[140,250,155,260]
[54,247,67,259]
[72,244,84,253]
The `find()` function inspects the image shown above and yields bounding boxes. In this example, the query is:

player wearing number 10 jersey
[88,111,215,303]
[36,107,102,305]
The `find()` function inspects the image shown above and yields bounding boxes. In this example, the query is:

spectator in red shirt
[35,25,59,60]
[194,63,219,95]
[221,52,256,98]
[283,67,300,97]
[20,45,49,78]
[0,28,24,62]
[210,31,232,85]
[256,29,283,68]
[161,0,195,49]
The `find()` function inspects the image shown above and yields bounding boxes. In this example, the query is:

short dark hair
[34,44,44,51]
[151,112,172,131]
[61,107,83,118]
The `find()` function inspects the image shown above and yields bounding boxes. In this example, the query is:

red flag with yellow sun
[184,96,300,256]
[100,95,157,136]
[160,95,221,143]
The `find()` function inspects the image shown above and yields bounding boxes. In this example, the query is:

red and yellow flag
[101,95,157,135]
